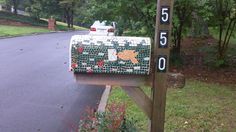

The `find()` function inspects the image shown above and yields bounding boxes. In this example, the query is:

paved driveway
[0,31,104,132]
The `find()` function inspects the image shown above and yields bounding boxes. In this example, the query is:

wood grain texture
[122,87,152,119]
[74,73,152,87]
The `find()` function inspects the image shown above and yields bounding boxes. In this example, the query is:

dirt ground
[178,66,236,85]
[172,37,236,86]
[0,19,33,26]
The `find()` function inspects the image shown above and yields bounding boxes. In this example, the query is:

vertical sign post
[152,0,174,131]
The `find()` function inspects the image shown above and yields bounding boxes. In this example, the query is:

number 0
[157,56,167,72]
[158,57,166,71]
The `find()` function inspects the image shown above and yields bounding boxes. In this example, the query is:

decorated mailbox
[69,35,151,75]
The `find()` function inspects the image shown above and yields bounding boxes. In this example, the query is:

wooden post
[48,17,56,31]
[122,87,152,119]
[151,0,174,132]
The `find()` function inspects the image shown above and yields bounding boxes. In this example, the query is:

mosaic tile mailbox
[69,35,151,75]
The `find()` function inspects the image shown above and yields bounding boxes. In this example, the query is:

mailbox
[69,35,151,75]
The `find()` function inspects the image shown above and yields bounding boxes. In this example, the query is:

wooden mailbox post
[71,0,174,131]
[152,0,174,131]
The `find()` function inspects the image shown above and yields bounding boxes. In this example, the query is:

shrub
[79,103,138,132]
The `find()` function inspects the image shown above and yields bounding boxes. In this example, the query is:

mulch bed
[172,37,236,86]
[0,19,32,26]
[176,66,236,85]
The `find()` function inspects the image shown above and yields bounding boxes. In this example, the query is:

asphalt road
[0,31,105,132]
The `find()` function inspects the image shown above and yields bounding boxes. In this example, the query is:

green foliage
[0,11,47,26]
[215,59,226,67]
[79,0,156,37]
[170,49,184,68]
[172,0,198,56]
[0,0,5,4]
[199,28,236,68]
[79,103,138,132]
[25,0,61,19]
[208,0,236,61]
[108,86,151,131]
[189,0,212,37]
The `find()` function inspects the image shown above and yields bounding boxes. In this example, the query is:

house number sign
[157,6,171,73]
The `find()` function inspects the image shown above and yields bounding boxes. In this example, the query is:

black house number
[157,55,167,72]
[160,6,170,24]
[159,30,168,48]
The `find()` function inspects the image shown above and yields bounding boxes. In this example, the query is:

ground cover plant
[78,103,138,132]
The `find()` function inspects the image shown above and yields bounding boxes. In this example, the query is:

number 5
[159,31,168,48]
[161,7,170,24]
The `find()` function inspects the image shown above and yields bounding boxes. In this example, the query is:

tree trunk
[13,0,18,15]
[174,21,183,57]
[71,10,74,28]
[65,8,71,28]
[218,22,224,59]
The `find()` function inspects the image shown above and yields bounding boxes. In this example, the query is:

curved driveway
[0,31,105,132]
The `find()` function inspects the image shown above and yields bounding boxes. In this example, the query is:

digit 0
[157,56,167,72]
[158,57,166,71]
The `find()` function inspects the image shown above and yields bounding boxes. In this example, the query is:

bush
[0,11,47,27]
[170,49,184,68]
[79,103,138,132]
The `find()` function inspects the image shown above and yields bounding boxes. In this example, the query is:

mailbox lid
[70,35,151,75]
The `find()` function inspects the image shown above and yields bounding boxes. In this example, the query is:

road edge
[97,85,111,113]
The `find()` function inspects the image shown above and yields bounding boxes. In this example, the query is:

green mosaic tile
[69,35,151,75]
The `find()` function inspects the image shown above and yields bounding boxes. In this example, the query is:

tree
[12,0,18,14]
[172,0,197,57]
[210,0,236,64]
[5,0,19,14]
[81,0,157,37]
[25,0,62,20]
[59,0,80,28]
[190,0,213,37]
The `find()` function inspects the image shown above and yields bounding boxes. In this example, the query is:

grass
[0,11,87,32]
[0,25,50,37]
[40,18,87,31]
[0,11,87,37]
[165,81,236,131]
[55,21,87,30]
[108,80,236,131]
[108,86,151,132]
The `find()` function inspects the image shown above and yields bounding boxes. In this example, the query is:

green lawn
[108,80,236,131]
[0,11,87,33]
[56,21,87,30]
[0,25,50,37]
[40,18,87,31]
